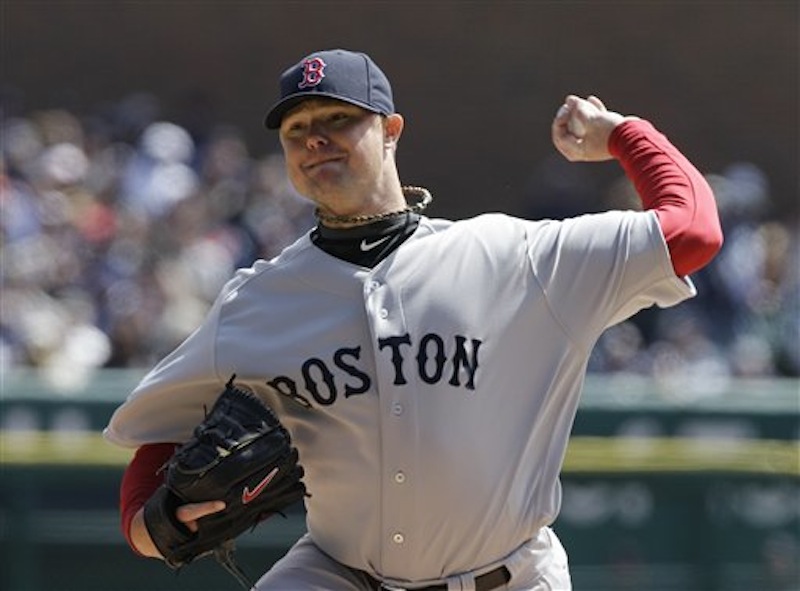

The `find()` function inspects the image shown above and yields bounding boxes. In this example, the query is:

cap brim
[264,92,386,129]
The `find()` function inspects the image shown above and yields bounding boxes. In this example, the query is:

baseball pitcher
[105,49,723,590]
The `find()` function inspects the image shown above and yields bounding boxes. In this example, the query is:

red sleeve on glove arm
[608,119,723,276]
[120,442,178,554]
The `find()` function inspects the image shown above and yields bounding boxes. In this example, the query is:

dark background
[3,0,798,220]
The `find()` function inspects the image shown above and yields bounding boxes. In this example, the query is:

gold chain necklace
[314,186,433,225]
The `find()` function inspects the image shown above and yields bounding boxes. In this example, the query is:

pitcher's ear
[384,113,404,145]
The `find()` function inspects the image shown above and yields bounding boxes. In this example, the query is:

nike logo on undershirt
[241,467,279,504]
[359,236,391,251]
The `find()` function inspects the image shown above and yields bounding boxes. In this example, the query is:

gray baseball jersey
[105,210,693,582]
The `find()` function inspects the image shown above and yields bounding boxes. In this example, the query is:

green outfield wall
[1,370,798,591]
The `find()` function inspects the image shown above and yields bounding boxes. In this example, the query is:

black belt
[364,565,510,591]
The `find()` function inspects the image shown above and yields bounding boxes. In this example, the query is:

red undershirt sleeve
[608,119,723,277]
[120,442,178,554]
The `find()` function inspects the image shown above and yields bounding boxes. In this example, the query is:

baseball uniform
[107,49,722,591]
[107,204,694,589]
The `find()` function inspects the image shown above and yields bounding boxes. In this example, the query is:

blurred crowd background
[2,2,799,397]
[2,92,798,392]
[1,95,316,387]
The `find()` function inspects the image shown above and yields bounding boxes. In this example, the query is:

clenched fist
[552,95,637,162]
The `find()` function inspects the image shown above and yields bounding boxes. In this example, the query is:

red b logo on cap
[298,57,326,89]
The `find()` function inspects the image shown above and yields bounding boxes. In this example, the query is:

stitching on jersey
[524,221,591,356]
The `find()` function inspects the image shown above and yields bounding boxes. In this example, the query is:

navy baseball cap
[264,49,394,129]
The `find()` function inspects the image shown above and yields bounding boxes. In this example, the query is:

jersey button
[379,308,389,319]
[394,471,406,484]
[391,403,403,416]
[392,532,405,544]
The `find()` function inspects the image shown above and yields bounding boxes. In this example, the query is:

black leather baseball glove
[143,376,307,588]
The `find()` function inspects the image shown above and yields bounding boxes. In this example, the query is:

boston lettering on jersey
[267,332,482,408]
